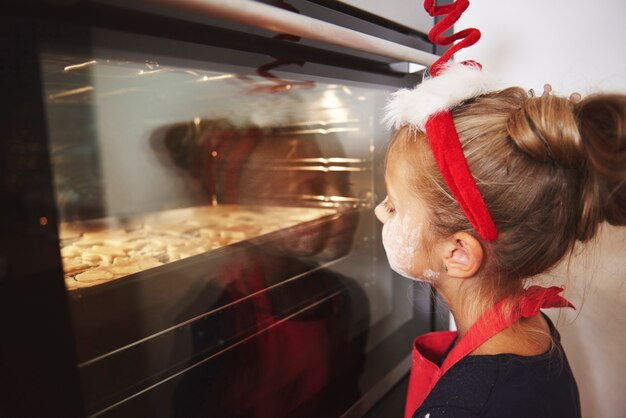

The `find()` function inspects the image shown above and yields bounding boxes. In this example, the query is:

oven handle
[147,0,438,68]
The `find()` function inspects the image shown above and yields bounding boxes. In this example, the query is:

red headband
[384,0,498,241]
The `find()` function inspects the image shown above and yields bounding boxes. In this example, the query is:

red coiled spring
[424,0,481,75]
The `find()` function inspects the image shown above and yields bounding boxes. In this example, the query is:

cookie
[108,264,141,277]
[73,237,105,247]
[76,269,114,282]
[80,245,127,265]
[64,280,78,290]
[60,245,82,258]
[62,258,90,274]
[129,255,163,270]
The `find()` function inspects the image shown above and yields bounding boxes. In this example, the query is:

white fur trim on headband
[383,62,497,131]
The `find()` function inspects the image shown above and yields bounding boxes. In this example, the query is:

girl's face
[374,153,439,282]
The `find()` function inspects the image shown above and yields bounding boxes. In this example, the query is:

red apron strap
[404,286,574,418]
[439,285,574,377]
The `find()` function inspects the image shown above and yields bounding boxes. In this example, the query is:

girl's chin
[390,266,439,283]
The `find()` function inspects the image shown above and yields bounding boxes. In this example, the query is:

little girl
[376,2,626,417]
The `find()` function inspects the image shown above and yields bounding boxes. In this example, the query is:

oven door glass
[40,28,432,418]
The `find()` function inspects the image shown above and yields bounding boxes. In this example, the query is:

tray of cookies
[59,204,337,290]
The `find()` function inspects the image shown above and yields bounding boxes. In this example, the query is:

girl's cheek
[381,213,424,280]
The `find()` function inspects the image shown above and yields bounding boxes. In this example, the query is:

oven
[0,1,448,417]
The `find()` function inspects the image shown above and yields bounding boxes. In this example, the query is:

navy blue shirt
[413,315,581,418]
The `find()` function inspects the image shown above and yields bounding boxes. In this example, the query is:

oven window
[40,32,424,417]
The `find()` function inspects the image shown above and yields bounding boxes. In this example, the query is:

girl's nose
[374,199,388,224]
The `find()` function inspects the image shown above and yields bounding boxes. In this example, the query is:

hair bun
[576,94,626,240]
[506,94,584,168]
[506,92,626,242]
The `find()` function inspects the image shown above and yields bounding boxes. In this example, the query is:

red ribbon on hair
[425,113,498,241]
[422,0,498,241]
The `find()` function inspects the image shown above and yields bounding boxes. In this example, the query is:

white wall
[454,1,626,417]
[456,0,626,94]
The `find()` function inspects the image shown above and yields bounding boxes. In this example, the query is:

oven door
[1,2,446,417]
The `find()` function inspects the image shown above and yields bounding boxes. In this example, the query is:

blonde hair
[388,87,626,310]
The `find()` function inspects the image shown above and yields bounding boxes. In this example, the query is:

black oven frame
[0,2,449,417]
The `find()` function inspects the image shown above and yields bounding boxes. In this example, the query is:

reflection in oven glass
[43,53,379,416]
[171,252,370,418]
[153,118,369,417]
[153,117,364,254]
[59,115,367,289]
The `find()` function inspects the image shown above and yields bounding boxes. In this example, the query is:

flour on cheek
[422,269,440,280]
[382,211,424,280]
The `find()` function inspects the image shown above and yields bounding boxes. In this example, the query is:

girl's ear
[441,232,484,279]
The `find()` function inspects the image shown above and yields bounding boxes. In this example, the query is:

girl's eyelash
[381,200,395,213]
